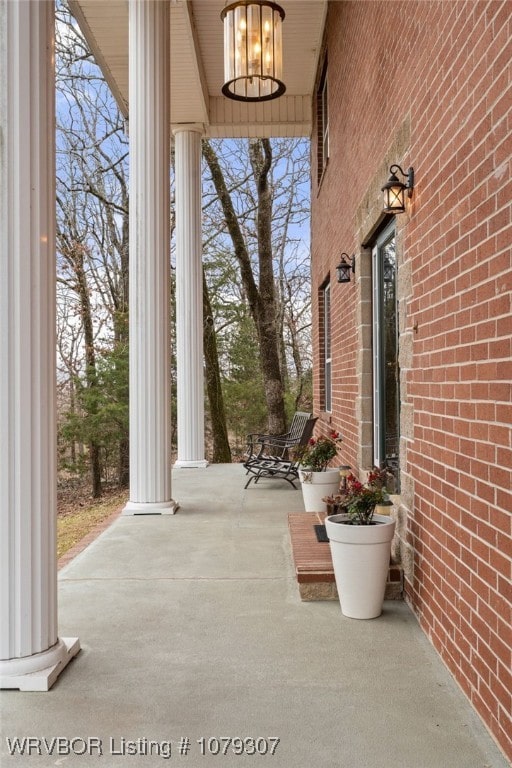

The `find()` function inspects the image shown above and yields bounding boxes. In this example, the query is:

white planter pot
[298,468,340,512]
[325,513,396,619]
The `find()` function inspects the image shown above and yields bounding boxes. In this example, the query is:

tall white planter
[325,513,396,619]
[299,468,340,512]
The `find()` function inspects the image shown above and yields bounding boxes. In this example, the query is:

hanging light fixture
[221,0,286,102]
[336,253,355,284]
[381,164,414,214]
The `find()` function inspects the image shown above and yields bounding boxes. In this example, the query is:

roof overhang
[68,0,327,139]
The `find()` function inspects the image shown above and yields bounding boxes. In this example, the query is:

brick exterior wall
[311,2,512,761]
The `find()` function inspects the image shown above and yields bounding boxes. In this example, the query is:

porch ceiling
[68,0,327,139]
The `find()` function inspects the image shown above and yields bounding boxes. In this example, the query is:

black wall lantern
[381,165,414,214]
[383,256,395,283]
[336,253,355,283]
[221,0,286,102]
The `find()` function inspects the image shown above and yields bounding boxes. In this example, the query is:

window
[323,282,332,412]
[317,61,329,182]
[372,223,400,490]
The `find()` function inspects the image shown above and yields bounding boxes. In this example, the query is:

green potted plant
[293,432,342,512]
[365,466,394,515]
[325,470,396,619]
[321,493,347,516]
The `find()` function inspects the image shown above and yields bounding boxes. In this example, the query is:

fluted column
[123,0,177,513]
[173,126,208,468]
[0,0,79,690]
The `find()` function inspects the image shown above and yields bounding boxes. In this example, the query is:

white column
[0,0,79,690]
[173,126,208,468]
[123,0,177,514]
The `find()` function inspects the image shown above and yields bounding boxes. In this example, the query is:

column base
[122,500,179,515]
[0,637,80,691]
[174,460,209,468]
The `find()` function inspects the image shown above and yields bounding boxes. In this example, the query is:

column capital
[172,123,205,137]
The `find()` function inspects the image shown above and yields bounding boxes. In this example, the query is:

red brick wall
[311,2,512,760]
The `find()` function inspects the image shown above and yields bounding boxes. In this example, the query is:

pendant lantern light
[221,1,286,102]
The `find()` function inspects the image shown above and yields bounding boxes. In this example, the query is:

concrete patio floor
[0,464,508,767]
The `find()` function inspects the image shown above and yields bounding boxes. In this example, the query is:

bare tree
[202,137,311,435]
[59,0,311,473]
[56,1,129,493]
[203,269,231,462]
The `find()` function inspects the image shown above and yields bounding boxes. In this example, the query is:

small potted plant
[366,466,394,515]
[293,431,342,512]
[322,493,347,516]
[325,471,396,619]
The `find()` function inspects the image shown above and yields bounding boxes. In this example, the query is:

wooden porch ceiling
[68,0,327,139]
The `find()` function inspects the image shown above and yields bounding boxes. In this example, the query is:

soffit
[69,0,327,138]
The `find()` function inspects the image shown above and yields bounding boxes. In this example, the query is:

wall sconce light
[383,256,395,283]
[336,253,355,283]
[381,165,414,214]
[221,1,286,102]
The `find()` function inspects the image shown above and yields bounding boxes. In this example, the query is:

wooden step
[288,512,403,602]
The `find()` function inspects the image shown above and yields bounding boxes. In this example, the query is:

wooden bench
[288,512,403,601]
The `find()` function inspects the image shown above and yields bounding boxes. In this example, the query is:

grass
[57,488,128,560]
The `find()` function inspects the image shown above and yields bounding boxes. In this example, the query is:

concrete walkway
[1,465,508,767]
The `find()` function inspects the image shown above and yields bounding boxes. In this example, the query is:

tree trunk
[249,138,287,435]
[203,270,231,463]
[74,246,102,498]
[118,435,130,487]
[202,138,287,436]
[69,378,76,466]
[104,170,130,488]
[114,238,129,488]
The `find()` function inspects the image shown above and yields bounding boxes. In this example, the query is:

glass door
[372,223,400,490]
[324,282,331,412]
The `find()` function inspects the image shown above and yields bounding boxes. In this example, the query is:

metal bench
[243,414,317,489]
